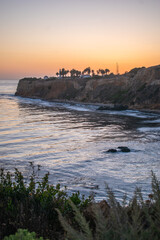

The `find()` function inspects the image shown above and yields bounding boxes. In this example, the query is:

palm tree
[61,68,65,78]
[59,69,62,78]
[87,67,91,75]
[98,69,105,76]
[70,69,76,78]
[64,70,69,77]
[75,70,81,77]
[100,69,105,76]
[105,68,110,75]
[83,67,91,75]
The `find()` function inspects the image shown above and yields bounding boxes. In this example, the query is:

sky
[0,0,160,79]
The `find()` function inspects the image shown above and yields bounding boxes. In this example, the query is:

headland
[15,65,160,110]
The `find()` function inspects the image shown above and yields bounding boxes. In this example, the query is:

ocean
[0,80,160,201]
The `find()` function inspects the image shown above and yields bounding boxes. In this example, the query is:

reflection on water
[0,80,160,201]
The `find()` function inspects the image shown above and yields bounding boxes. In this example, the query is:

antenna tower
[116,62,119,75]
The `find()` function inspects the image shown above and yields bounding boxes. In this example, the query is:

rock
[107,149,117,153]
[118,146,131,152]
[97,106,112,111]
[97,104,128,111]
[114,104,128,111]
[106,146,131,153]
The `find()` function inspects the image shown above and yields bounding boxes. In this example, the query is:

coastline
[15,64,160,111]
[17,95,160,114]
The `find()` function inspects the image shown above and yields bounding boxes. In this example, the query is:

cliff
[15,65,160,109]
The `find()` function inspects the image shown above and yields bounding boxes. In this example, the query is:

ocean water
[0,80,160,201]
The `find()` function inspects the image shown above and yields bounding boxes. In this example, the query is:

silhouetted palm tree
[64,70,69,77]
[83,67,91,75]
[98,69,105,76]
[105,68,110,75]
[70,69,76,77]
[61,68,65,78]
[75,70,81,77]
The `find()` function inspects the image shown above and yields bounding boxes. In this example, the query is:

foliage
[1,165,160,240]
[59,68,69,78]
[57,171,160,240]
[82,67,91,75]
[3,229,46,240]
[0,163,91,240]
[70,69,81,78]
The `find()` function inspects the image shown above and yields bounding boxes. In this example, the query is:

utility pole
[116,62,119,75]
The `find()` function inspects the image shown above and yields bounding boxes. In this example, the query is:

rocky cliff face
[15,65,160,109]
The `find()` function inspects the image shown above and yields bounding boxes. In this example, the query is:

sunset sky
[0,0,160,79]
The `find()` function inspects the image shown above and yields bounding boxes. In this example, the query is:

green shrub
[0,163,91,240]
[1,164,160,240]
[3,229,46,240]
[57,171,160,240]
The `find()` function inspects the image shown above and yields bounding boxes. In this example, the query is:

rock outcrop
[15,65,160,109]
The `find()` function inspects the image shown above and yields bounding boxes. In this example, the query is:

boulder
[107,149,117,153]
[118,146,131,152]
[106,146,131,153]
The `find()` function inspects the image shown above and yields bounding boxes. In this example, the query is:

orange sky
[0,0,160,79]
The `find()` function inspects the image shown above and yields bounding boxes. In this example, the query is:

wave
[138,127,160,132]
[1,93,160,121]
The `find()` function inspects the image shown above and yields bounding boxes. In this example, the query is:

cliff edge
[15,65,160,109]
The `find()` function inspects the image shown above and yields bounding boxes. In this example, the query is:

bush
[3,229,46,240]
[0,163,91,240]
[1,164,160,240]
[57,171,160,240]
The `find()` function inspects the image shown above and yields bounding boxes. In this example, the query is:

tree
[105,68,110,75]
[64,70,69,77]
[60,68,69,78]
[59,69,62,78]
[75,70,81,77]
[61,68,65,78]
[70,69,76,78]
[99,69,105,76]
[70,69,81,78]
[82,67,91,75]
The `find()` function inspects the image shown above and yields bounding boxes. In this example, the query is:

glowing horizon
[0,0,160,80]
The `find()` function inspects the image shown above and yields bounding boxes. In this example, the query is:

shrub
[57,171,160,240]
[3,229,46,240]
[1,164,160,240]
[0,163,91,240]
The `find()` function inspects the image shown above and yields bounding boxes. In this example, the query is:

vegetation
[55,67,111,79]
[70,69,81,77]
[0,163,91,240]
[82,67,91,75]
[3,229,46,240]
[57,172,160,240]
[1,164,160,240]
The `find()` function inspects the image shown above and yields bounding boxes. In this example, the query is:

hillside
[15,65,160,110]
